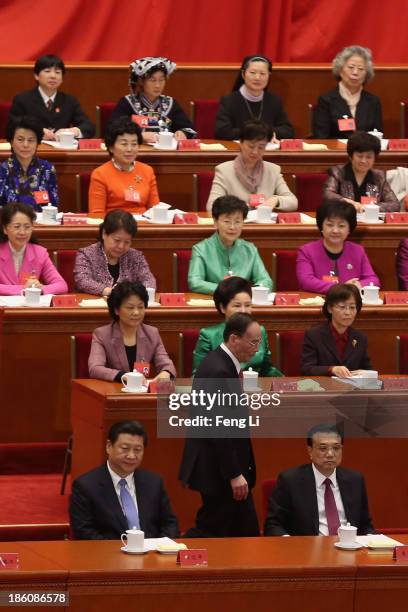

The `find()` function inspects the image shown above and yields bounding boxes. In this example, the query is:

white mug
[158,131,174,148]
[361,285,379,304]
[364,203,380,222]
[121,370,144,391]
[337,523,357,545]
[256,205,271,223]
[42,204,58,223]
[121,529,144,551]
[252,286,269,304]
[58,131,76,146]
[243,368,258,391]
[22,286,41,306]
[152,204,170,223]
[146,287,155,304]
[368,129,383,141]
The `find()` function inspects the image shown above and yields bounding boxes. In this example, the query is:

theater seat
[70,333,92,379]
[172,250,192,292]
[53,250,76,292]
[96,102,116,137]
[275,331,304,376]
[192,172,214,211]
[261,479,276,524]
[0,101,11,139]
[396,334,408,374]
[178,329,200,376]
[190,99,219,139]
[75,172,91,212]
[291,172,327,212]
[271,250,298,291]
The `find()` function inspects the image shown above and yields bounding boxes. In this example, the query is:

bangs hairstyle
[347,130,381,157]
[307,423,344,446]
[322,283,362,320]
[107,281,148,321]
[240,119,272,142]
[6,115,43,144]
[99,209,137,241]
[213,276,252,315]
[104,117,143,152]
[0,202,37,243]
[316,201,357,233]
[212,195,248,220]
[107,420,147,446]
[34,54,65,75]
[223,312,255,342]
[332,45,374,83]
[233,55,272,91]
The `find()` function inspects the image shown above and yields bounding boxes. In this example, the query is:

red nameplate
[382,378,408,390]
[275,293,300,305]
[248,194,266,207]
[388,139,408,150]
[270,380,298,393]
[134,362,151,377]
[277,212,301,224]
[160,293,187,306]
[78,139,104,150]
[384,292,408,305]
[281,139,303,150]
[393,545,408,562]
[52,295,79,308]
[338,117,356,132]
[0,553,19,570]
[131,114,149,128]
[360,196,377,205]
[177,549,208,566]
[385,213,408,224]
[148,380,157,393]
[177,139,201,151]
[174,213,198,224]
[63,214,88,225]
[33,190,49,204]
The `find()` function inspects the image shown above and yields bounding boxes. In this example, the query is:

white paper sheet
[0,295,53,307]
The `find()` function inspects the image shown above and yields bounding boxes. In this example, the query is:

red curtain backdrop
[0,0,405,62]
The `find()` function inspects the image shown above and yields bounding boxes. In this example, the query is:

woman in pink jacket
[0,202,67,295]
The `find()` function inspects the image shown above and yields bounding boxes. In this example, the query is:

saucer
[252,300,273,306]
[121,545,148,554]
[147,301,161,307]
[153,141,178,151]
[121,386,148,394]
[334,541,362,551]
[362,298,383,306]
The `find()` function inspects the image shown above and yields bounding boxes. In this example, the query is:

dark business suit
[264,463,374,536]
[8,88,95,137]
[312,87,383,139]
[179,346,259,537]
[70,464,179,540]
[301,322,371,376]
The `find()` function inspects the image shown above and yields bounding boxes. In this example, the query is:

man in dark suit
[264,424,374,536]
[70,420,179,540]
[179,312,261,537]
[8,54,94,140]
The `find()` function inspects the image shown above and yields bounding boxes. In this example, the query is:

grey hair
[332,45,374,83]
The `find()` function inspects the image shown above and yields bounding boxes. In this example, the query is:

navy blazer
[264,463,374,536]
[70,464,179,540]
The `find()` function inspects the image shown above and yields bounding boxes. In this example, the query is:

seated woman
[111,56,196,142]
[397,238,408,290]
[188,195,272,295]
[297,200,379,294]
[192,276,282,376]
[215,55,294,141]
[88,281,176,382]
[74,209,156,297]
[207,119,297,212]
[301,283,372,376]
[0,202,67,295]
[0,116,59,210]
[323,131,399,212]
[312,46,382,139]
[88,117,160,216]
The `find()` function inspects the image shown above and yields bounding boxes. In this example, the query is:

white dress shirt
[312,463,347,535]
[220,342,241,374]
[107,461,139,515]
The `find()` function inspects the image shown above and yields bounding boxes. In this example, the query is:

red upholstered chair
[178,329,200,376]
[0,101,11,139]
[190,99,219,139]
[172,250,192,292]
[291,172,327,212]
[271,250,298,291]
[75,172,91,213]
[261,478,276,525]
[192,172,214,211]
[95,102,116,137]
[396,335,408,374]
[307,103,315,138]
[275,331,304,376]
[400,102,408,138]
[52,250,76,292]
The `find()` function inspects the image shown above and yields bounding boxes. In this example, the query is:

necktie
[46,99,53,111]
[119,479,140,529]
[324,478,340,535]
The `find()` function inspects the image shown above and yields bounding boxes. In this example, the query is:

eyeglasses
[246,337,262,348]
[333,304,357,312]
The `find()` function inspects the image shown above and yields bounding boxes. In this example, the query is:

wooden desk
[71,378,408,532]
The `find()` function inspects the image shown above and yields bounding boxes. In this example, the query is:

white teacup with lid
[252,285,269,304]
[121,370,144,391]
[363,203,380,222]
[58,131,76,146]
[152,204,170,223]
[337,522,357,546]
[361,284,379,304]
[22,286,41,306]
[242,367,258,391]
[42,204,58,224]
[256,205,270,223]
[121,528,144,551]
[158,131,174,148]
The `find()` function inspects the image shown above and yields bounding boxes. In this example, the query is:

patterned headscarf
[130,57,176,79]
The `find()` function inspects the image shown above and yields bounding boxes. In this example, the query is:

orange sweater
[88,160,160,216]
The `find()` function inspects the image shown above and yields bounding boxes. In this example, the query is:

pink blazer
[88,321,176,381]
[0,241,68,296]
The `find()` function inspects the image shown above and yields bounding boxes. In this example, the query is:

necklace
[243,97,264,120]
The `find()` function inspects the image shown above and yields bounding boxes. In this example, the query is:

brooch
[346,263,353,270]
[134,175,142,183]
[352,339,357,348]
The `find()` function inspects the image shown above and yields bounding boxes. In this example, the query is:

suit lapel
[336,469,354,524]
[133,471,147,531]
[320,323,340,363]
[301,465,320,534]
[0,243,18,284]
[136,324,149,366]
[98,466,128,532]
[112,322,130,372]
[342,328,358,363]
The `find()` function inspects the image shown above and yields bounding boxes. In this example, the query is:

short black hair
[105,117,143,153]
[213,276,252,315]
[99,209,137,241]
[212,195,248,220]
[0,202,37,243]
[316,200,357,234]
[107,281,148,321]
[34,54,65,75]
[322,283,362,320]
[6,115,43,145]
[347,130,381,157]
[223,312,255,342]
[240,119,272,142]
[307,424,343,447]
[108,420,147,446]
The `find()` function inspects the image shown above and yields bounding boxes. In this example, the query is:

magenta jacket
[0,241,67,296]
[74,242,156,295]
[397,238,408,290]
[88,321,176,381]
[296,239,379,294]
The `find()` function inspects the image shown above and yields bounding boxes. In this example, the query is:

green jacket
[188,232,273,295]
[192,322,283,377]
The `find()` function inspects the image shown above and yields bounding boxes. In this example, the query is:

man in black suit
[8,54,94,140]
[264,424,374,536]
[70,420,179,540]
[179,312,261,537]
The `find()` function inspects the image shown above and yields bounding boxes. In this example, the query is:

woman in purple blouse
[74,209,156,296]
